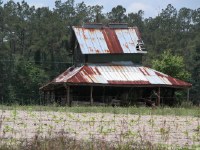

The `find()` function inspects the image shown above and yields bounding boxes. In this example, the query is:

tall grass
[1,105,200,117]
[0,136,170,150]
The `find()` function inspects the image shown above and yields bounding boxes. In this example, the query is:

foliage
[14,59,49,104]
[152,50,191,81]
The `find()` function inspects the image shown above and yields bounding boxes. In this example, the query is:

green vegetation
[1,105,200,117]
[152,50,190,81]
[0,1,199,104]
[0,136,171,150]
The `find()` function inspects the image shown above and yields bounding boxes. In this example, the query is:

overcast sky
[2,0,200,18]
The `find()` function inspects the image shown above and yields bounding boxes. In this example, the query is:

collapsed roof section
[72,23,146,54]
[40,62,191,91]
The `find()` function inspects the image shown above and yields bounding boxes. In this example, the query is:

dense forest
[0,0,199,104]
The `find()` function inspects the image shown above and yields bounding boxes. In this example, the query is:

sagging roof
[72,23,146,54]
[40,62,191,90]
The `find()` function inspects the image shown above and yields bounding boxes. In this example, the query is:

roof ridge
[63,66,85,83]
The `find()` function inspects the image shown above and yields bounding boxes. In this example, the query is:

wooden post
[90,86,93,106]
[49,91,52,104]
[157,87,161,106]
[52,91,55,103]
[187,88,190,102]
[43,91,46,103]
[102,86,105,103]
[67,86,70,106]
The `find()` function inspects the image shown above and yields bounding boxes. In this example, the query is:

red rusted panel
[102,28,123,53]
[102,28,123,54]
[139,68,148,76]
[154,72,191,87]
[95,67,101,75]
[133,27,142,40]
[41,64,192,90]
[83,66,95,75]
[68,76,79,83]
[108,81,150,85]
[72,72,86,83]
[167,76,191,86]
[73,25,147,54]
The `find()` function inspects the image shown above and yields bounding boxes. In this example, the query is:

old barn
[40,23,191,106]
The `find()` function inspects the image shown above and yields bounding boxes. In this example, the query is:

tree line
[0,0,199,104]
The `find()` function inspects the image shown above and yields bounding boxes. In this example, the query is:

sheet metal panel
[81,29,96,53]
[115,29,131,53]
[146,76,162,84]
[128,28,140,49]
[103,28,123,53]
[160,77,172,85]
[48,64,191,88]
[84,29,100,53]
[73,26,146,54]
[93,75,108,84]
[93,30,110,53]
[73,28,88,54]
[118,29,137,53]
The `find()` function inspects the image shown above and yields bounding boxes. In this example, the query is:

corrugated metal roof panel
[74,28,88,53]
[115,29,131,53]
[129,28,140,47]
[72,26,146,54]
[47,64,191,88]
[93,29,110,53]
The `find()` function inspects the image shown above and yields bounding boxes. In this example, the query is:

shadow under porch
[42,85,180,107]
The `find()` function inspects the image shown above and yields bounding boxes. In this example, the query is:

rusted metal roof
[41,63,191,90]
[72,26,146,54]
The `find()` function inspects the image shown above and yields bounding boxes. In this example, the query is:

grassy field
[0,105,200,149]
[1,105,200,117]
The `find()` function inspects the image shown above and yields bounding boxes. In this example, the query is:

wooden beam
[90,86,93,106]
[157,87,161,106]
[67,86,70,106]
[52,91,55,103]
[102,86,105,103]
[49,91,52,104]
[187,88,190,102]
[43,91,46,102]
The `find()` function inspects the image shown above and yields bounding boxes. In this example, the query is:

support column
[102,86,105,103]
[67,86,70,106]
[90,86,93,106]
[157,87,161,106]
[52,91,55,103]
[43,91,46,103]
[187,88,190,102]
[49,91,52,104]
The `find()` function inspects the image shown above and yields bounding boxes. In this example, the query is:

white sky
[2,0,200,18]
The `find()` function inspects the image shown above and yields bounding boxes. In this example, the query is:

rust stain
[82,28,88,40]
[73,26,146,54]
[108,81,150,85]
[125,43,129,49]
[133,27,142,40]
[102,28,123,53]
[139,68,149,76]
[95,67,101,75]
[43,65,192,89]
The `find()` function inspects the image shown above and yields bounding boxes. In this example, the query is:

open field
[0,106,200,149]
[1,105,200,117]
